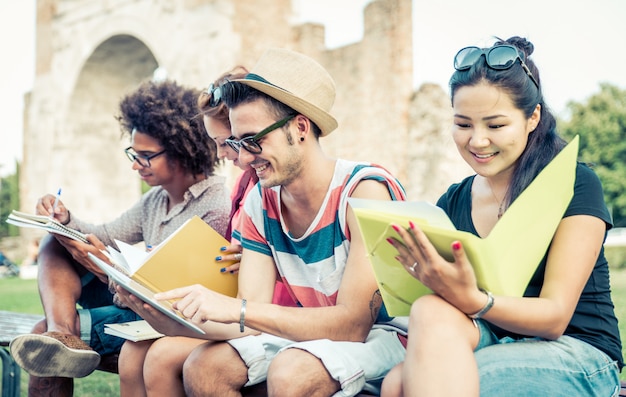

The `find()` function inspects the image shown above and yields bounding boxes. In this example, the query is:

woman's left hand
[217,243,243,274]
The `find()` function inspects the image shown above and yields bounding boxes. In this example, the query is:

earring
[300,137,304,142]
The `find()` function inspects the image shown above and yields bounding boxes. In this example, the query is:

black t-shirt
[437,163,623,369]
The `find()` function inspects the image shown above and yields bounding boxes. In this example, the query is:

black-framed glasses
[204,83,223,107]
[225,115,296,154]
[124,146,166,168]
[453,45,539,88]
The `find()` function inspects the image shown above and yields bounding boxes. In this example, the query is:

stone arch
[57,35,159,219]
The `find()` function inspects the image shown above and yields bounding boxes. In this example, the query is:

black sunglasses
[225,115,296,154]
[124,146,166,168]
[204,83,223,107]
[454,45,539,88]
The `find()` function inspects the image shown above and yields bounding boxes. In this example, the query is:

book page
[88,252,206,334]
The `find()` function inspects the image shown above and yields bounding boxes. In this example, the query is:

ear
[293,114,310,141]
[527,104,541,133]
[294,114,308,133]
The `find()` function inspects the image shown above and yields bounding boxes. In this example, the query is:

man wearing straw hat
[118,48,407,396]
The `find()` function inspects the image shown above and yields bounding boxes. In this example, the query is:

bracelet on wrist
[239,298,247,333]
[468,289,494,320]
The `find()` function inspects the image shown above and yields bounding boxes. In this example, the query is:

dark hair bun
[494,35,534,58]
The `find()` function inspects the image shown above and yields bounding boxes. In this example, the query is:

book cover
[5,211,89,243]
[89,252,206,334]
[350,136,579,316]
[104,320,164,342]
[106,215,238,298]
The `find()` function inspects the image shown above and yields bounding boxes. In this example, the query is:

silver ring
[234,253,242,261]
[409,261,418,272]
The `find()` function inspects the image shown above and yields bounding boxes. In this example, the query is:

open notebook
[6,211,88,243]
[350,136,579,316]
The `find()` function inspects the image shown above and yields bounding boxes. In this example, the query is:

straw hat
[234,48,338,136]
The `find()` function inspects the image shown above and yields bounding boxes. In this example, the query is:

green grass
[3,268,626,396]
[0,278,120,396]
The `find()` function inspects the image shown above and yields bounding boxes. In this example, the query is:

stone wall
[17,0,471,252]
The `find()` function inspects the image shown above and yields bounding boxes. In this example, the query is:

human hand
[155,285,239,326]
[387,221,482,312]
[216,244,242,274]
[36,193,70,224]
[54,234,109,283]
[115,285,191,336]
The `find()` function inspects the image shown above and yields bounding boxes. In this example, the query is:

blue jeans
[77,273,142,356]
[475,320,620,397]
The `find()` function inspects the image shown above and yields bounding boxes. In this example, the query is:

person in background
[9,79,230,397]
[117,48,408,397]
[381,36,622,396]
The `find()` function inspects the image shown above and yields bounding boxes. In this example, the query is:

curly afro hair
[116,79,219,176]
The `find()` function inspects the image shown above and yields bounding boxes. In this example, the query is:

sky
[1,0,625,177]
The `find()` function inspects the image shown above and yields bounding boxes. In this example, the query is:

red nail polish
[392,225,400,233]
[386,237,394,245]
[409,221,415,229]
[452,241,461,251]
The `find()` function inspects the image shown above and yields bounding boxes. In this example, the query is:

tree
[0,162,21,238]
[559,83,626,227]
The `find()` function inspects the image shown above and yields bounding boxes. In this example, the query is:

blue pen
[50,188,62,220]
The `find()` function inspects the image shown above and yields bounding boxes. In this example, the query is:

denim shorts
[78,305,141,356]
[77,273,141,355]
[227,327,406,397]
[474,319,621,397]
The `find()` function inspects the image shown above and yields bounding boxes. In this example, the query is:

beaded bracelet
[239,298,247,332]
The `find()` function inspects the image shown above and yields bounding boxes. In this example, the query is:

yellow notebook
[350,136,579,316]
[105,215,238,298]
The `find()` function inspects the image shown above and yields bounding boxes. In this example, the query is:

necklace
[486,178,506,219]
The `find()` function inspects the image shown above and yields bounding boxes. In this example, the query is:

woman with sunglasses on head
[10,79,231,396]
[381,36,622,396]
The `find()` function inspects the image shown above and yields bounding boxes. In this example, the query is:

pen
[50,188,62,220]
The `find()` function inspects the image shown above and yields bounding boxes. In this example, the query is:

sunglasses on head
[453,45,539,88]
[204,83,223,107]
[225,115,296,154]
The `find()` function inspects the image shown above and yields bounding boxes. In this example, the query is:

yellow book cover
[350,136,579,316]
[107,215,238,298]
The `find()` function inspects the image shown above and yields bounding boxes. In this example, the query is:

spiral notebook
[6,210,89,243]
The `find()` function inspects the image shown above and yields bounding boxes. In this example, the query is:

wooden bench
[0,310,118,397]
[0,310,44,397]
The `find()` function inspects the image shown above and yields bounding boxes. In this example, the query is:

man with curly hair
[9,79,230,396]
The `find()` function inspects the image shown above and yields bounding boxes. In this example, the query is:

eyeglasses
[225,115,296,154]
[124,146,166,168]
[204,83,223,107]
[453,45,539,88]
